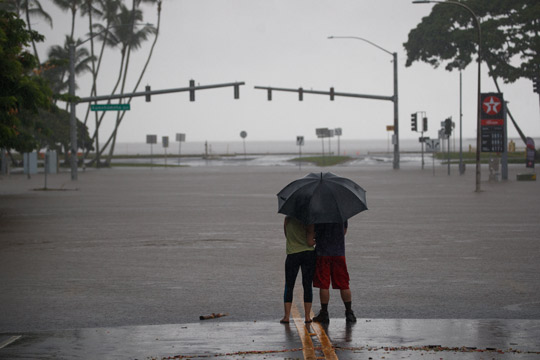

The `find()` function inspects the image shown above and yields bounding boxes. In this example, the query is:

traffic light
[423,117,428,132]
[267,89,272,101]
[330,87,335,101]
[189,79,195,102]
[234,84,239,99]
[534,78,539,94]
[411,113,417,131]
[145,85,151,102]
[444,118,452,135]
[299,87,303,101]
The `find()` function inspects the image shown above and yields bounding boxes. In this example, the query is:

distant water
[110,138,486,156]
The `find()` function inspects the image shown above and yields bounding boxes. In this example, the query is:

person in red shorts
[312,221,357,323]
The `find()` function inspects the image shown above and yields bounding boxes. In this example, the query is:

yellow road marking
[311,319,339,360]
[291,303,317,360]
[290,301,339,360]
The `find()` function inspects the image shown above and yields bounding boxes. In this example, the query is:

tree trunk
[103,1,162,165]
[487,62,540,159]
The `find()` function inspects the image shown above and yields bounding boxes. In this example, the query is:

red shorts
[313,256,350,290]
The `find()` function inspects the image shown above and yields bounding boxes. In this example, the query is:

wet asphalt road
[1,164,539,334]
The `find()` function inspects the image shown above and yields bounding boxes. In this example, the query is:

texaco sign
[481,93,505,153]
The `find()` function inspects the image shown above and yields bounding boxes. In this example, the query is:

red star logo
[482,96,502,115]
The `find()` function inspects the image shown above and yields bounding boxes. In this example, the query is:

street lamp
[412,0,482,191]
[328,36,400,170]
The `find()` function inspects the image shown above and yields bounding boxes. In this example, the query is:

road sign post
[426,139,440,176]
[296,136,304,170]
[146,135,157,168]
[176,133,186,166]
[162,136,169,167]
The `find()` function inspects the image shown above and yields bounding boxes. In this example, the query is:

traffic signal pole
[254,85,399,168]
[78,81,245,103]
[68,81,244,180]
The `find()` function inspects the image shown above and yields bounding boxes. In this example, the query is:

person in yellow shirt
[280,216,316,324]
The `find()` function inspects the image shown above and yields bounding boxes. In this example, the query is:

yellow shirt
[285,217,315,255]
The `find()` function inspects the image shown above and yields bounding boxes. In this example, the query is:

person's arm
[283,217,289,237]
[343,220,348,236]
[306,224,315,247]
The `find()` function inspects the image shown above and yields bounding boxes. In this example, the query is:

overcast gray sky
[33,0,539,144]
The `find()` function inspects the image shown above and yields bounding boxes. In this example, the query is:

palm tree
[0,0,53,63]
[104,1,162,165]
[52,0,83,40]
[90,1,159,165]
[75,0,123,167]
[44,36,95,105]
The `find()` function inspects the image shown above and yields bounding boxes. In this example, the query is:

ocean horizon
[110,137,491,156]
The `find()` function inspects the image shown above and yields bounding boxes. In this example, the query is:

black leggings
[283,250,316,303]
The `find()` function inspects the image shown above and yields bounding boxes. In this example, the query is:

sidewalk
[1,318,540,359]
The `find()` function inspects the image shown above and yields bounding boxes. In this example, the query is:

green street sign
[90,104,130,111]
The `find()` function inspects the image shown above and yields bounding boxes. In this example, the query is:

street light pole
[328,36,400,170]
[412,0,482,191]
[69,43,77,180]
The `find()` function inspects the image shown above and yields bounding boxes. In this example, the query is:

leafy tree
[0,9,51,159]
[0,0,53,63]
[404,0,539,82]
[26,105,93,164]
[403,0,540,146]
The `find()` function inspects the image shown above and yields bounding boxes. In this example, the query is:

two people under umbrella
[277,172,367,324]
[280,216,356,324]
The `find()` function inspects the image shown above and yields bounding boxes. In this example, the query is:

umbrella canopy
[277,172,367,224]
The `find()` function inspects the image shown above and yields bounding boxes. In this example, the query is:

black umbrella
[277,172,367,224]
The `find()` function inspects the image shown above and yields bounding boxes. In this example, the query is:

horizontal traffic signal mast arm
[254,85,394,102]
[77,81,245,103]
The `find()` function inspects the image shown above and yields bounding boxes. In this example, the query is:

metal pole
[44,149,48,190]
[421,130,425,169]
[328,137,331,155]
[178,141,182,166]
[459,69,464,174]
[474,15,482,192]
[413,0,482,191]
[433,147,435,176]
[69,43,78,180]
[321,138,325,165]
[502,101,508,180]
[448,135,451,175]
[298,144,302,170]
[393,52,400,170]
[327,36,399,169]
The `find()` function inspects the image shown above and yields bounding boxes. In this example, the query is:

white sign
[316,128,330,138]
[146,135,157,144]
[426,139,440,152]
[296,136,304,146]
